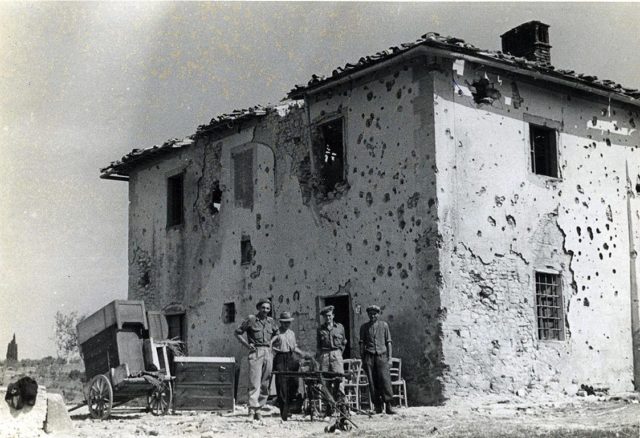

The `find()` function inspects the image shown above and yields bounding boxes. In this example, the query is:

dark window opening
[241,236,253,266]
[222,302,236,324]
[209,180,222,215]
[535,272,564,341]
[233,149,254,209]
[166,313,186,342]
[167,173,184,227]
[312,118,345,194]
[530,124,558,178]
[470,77,501,105]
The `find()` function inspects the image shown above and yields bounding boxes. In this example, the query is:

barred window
[535,271,564,341]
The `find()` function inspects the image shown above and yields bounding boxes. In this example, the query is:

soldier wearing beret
[235,298,278,421]
[316,305,347,406]
[359,304,396,415]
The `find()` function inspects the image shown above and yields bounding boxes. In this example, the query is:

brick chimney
[501,21,551,66]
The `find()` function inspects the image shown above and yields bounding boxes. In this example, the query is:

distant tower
[6,333,18,362]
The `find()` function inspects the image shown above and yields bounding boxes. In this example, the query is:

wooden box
[80,327,145,380]
[77,300,147,345]
[173,357,235,411]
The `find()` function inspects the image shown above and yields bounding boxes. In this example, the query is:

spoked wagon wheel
[87,375,113,420]
[147,381,172,416]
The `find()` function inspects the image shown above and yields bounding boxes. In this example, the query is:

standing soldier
[271,311,311,421]
[359,304,396,415]
[235,298,278,421]
[316,305,347,405]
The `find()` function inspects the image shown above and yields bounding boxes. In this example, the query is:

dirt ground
[68,394,640,438]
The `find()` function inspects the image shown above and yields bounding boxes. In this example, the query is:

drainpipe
[626,161,640,390]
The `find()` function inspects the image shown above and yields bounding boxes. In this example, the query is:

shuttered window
[233,149,254,209]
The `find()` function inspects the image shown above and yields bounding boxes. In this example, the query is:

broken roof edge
[100,100,304,179]
[287,38,640,108]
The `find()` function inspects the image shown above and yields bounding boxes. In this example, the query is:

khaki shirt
[317,322,347,351]
[235,315,278,347]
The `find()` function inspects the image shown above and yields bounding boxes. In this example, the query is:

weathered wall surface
[432,57,640,398]
[127,57,444,404]
[126,52,640,404]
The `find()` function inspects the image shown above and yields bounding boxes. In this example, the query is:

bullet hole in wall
[139,271,150,288]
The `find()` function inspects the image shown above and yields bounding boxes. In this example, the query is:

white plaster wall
[433,58,640,397]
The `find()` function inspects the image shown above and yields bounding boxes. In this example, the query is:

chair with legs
[342,359,361,411]
[357,366,372,411]
[389,357,408,408]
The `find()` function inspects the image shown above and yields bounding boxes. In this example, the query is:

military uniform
[317,321,347,373]
[317,307,347,405]
[235,313,278,411]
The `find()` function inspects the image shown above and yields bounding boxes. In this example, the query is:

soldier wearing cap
[316,305,347,403]
[359,304,396,415]
[235,298,279,421]
[271,311,311,421]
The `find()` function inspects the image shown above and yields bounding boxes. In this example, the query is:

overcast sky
[1,2,639,359]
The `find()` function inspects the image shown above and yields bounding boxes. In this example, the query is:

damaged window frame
[208,180,222,215]
[166,170,185,229]
[469,75,502,105]
[231,145,255,210]
[525,114,561,179]
[534,269,565,341]
[310,114,347,196]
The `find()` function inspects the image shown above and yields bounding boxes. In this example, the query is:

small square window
[241,236,253,265]
[530,124,558,178]
[535,271,564,341]
[312,118,345,194]
[222,302,236,324]
[167,173,184,227]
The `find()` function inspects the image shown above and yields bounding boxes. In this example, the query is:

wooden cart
[75,300,174,419]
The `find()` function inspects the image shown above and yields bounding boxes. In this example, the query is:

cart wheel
[147,381,172,416]
[87,375,113,420]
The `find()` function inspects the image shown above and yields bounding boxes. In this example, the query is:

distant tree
[54,311,81,361]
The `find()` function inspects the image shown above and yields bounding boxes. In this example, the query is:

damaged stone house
[101,22,640,404]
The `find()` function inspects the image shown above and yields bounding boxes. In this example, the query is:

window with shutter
[233,149,254,209]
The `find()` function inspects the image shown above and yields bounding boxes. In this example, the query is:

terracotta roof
[287,32,640,102]
[101,103,304,179]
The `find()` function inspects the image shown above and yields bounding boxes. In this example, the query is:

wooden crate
[80,327,145,380]
[173,357,235,411]
[77,300,147,345]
